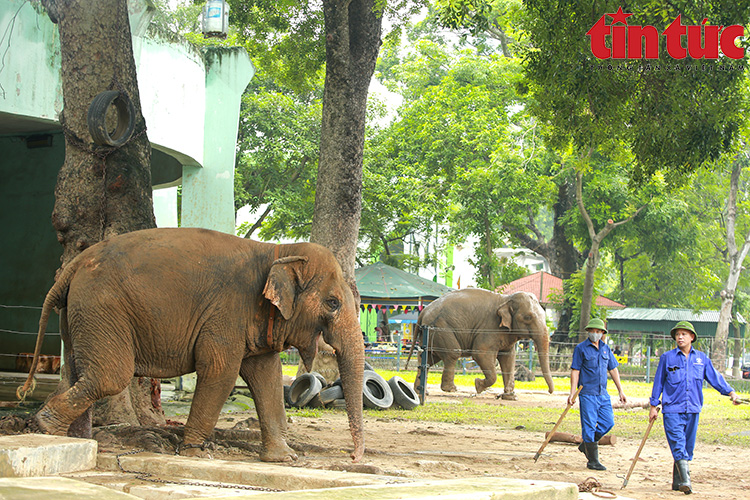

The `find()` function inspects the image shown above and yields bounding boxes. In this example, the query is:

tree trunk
[42,0,162,431]
[574,168,645,341]
[509,174,581,344]
[732,320,742,379]
[483,214,495,289]
[712,159,750,374]
[311,0,382,285]
[575,169,611,341]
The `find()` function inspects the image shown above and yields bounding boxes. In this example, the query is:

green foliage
[547,268,608,338]
[233,72,322,240]
[520,0,750,184]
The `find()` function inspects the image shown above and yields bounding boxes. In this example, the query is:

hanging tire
[362,370,393,409]
[388,376,420,410]
[87,90,136,147]
[320,385,344,405]
[288,373,322,408]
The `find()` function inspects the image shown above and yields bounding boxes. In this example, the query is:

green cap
[585,318,608,334]
[670,321,697,342]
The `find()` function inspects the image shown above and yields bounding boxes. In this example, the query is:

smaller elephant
[408,289,554,400]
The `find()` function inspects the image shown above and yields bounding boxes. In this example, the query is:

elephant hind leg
[439,353,460,392]
[36,372,128,435]
[36,327,134,436]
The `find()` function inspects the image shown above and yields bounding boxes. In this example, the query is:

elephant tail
[404,323,421,370]
[17,260,78,401]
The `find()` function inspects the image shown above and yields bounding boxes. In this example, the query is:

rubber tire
[320,385,344,405]
[331,398,347,409]
[283,385,293,408]
[87,90,136,147]
[310,371,328,388]
[388,376,420,410]
[332,362,374,388]
[362,370,393,409]
[289,373,322,408]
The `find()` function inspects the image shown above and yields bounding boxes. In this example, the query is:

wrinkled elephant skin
[19,228,365,462]
[414,289,553,399]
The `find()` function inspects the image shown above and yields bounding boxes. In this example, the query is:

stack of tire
[284,364,420,411]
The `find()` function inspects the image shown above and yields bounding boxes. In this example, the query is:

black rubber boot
[676,459,692,494]
[583,442,606,470]
[672,462,679,491]
[579,432,603,453]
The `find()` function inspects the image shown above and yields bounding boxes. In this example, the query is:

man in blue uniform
[649,321,739,494]
[569,318,626,470]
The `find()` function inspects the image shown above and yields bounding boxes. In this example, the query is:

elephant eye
[325,297,340,312]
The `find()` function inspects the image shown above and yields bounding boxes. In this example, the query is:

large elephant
[17,228,364,462]
[410,289,554,400]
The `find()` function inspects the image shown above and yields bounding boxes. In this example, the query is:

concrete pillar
[181,48,255,234]
[153,186,179,228]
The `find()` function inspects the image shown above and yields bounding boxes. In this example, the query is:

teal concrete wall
[0,0,254,372]
[0,133,63,370]
[182,49,254,234]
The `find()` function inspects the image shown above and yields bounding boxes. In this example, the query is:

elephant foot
[501,392,518,401]
[178,442,214,459]
[34,406,70,436]
[260,443,298,462]
[440,383,457,392]
[474,378,489,394]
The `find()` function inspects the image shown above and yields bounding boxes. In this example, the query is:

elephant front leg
[497,349,517,400]
[239,353,297,462]
[182,362,241,457]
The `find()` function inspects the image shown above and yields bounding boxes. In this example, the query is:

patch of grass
[281,365,750,448]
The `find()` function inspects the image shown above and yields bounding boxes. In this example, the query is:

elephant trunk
[534,331,555,394]
[324,327,365,462]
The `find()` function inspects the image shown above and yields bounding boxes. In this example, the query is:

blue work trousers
[663,412,700,461]
[578,393,614,443]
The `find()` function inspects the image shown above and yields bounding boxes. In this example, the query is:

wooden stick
[534,385,582,462]
[544,431,616,446]
[622,408,659,489]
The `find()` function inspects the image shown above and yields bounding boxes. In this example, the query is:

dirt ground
[171,386,750,500]
[4,384,749,500]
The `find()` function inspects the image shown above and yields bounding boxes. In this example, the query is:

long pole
[533,386,582,462]
[622,409,660,489]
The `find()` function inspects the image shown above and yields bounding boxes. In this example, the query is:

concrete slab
[65,470,269,499]
[0,476,138,499]
[199,477,579,500]
[97,453,402,491]
[0,434,97,477]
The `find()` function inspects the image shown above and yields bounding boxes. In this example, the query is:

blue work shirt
[650,347,734,413]
[571,340,618,396]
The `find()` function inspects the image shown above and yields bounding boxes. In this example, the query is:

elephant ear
[496,296,514,330]
[263,256,309,320]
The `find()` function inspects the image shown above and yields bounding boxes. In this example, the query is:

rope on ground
[577,476,617,498]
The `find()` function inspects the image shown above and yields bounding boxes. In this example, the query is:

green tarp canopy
[355,262,453,307]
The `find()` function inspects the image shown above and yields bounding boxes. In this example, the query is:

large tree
[713,158,750,373]
[310,0,384,283]
[40,0,162,433]
[229,0,428,282]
